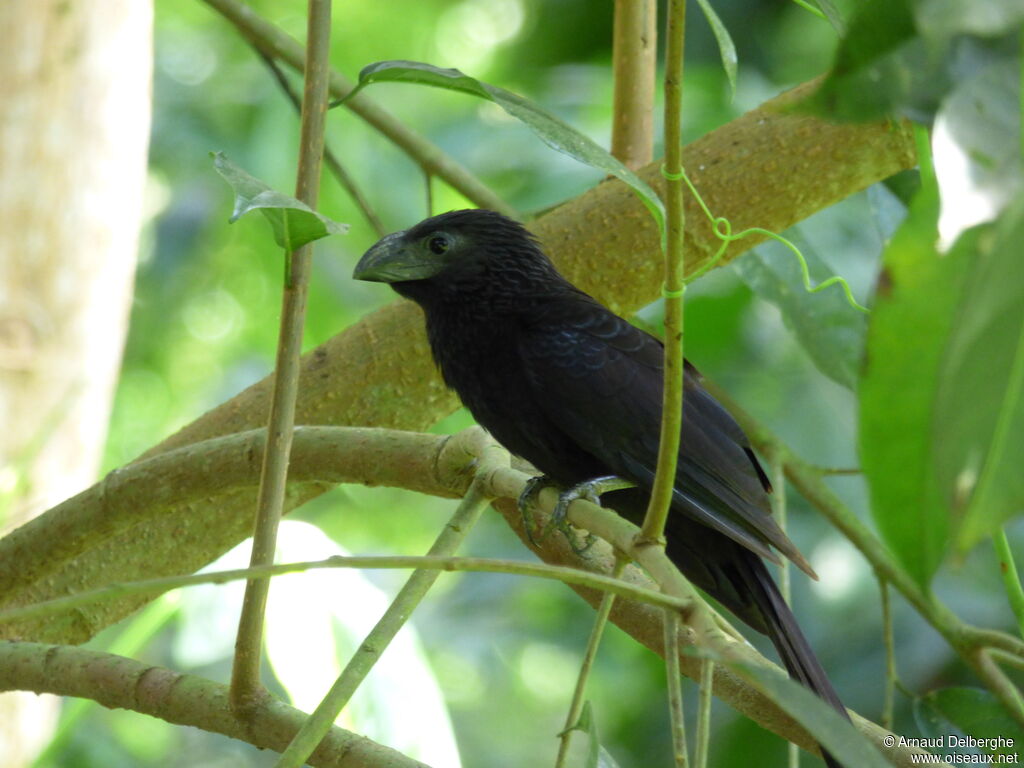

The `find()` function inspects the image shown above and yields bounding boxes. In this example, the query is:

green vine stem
[640,0,687,546]
[880,579,897,730]
[770,452,799,768]
[554,555,629,768]
[274,463,496,768]
[0,553,692,629]
[993,528,1024,639]
[664,608,690,768]
[230,0,333,709]
[694,658,714,768]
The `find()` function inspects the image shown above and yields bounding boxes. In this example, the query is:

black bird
[354,209,848,764]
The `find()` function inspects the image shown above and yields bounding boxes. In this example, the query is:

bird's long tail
[736,550,848,768]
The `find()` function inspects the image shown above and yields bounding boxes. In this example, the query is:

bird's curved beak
[353,232,442,283]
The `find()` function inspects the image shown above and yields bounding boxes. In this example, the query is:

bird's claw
[518,475,556,546]
[540,475,635,554]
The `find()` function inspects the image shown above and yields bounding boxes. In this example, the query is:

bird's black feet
[517,474,558,546]
[519,474,635,553]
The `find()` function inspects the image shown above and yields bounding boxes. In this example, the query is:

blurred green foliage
[44,0,1022,767]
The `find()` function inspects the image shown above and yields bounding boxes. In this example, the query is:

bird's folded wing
[518,297,815,576]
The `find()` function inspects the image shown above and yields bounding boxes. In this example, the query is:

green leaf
[733,231,867,390]
[812,0,846,35]
[914,688,1024,759]
[340,60,665,231]
[804,0,947,122]
[934,202,1024,552]
[859,174,963,586]
[694,0,738,98]
[211,152,349,251]
[737,664,893,768]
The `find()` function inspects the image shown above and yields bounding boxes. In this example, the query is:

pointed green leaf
[934,202,1024,552]
[340,60,665,231]
[804,0,947,122]
[812,0,846,35]
[915,688,1024,760]
[737,663,893,768]
[694,0,738,98]
[859,175,961,586]
[211,152,349,251]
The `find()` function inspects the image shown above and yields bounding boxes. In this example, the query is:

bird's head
[353,209,563,307]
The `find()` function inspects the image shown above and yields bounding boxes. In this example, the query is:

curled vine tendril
[663,164,870,314]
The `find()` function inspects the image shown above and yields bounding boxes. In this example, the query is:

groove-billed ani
[354,209,848,765]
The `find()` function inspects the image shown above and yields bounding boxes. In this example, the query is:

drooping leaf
[914,688,1024,760]
[733,231,867,390]
[212,152,349,251]
[859,173,962,587]
[804,0,947,122]
[694,0,738,98]
[339,60,665,231]
[933,201,1024,552]
[737,663,893,768]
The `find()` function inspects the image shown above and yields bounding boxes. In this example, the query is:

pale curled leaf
[694,0,738,98]
[211,152,349,251]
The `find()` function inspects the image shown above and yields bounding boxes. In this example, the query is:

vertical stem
[610,0,657,169]
[254,49,386,238]
[693,658,714,768]
[554,555,629,768]
[664,609,689,768]
[640,0,686,544]
[880,578,896,730]
[770,454,798,768]
[230,0,332,709]
[274,477,491,768]
[993,529,1024,639]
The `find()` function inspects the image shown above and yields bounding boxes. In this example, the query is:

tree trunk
[0,0,152,763]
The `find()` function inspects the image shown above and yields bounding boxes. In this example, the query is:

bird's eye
[427,236,450,255]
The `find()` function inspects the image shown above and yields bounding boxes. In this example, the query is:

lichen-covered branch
[0,642,431,768]
[0,426,936,766]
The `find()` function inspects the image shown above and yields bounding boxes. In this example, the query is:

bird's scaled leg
[546,475,636,554]
[517,474,558,546]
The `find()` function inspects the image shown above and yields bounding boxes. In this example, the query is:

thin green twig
[230,0,332,709]
[880,578,897,730]
[993,529,1024,640]
[694,658,714,768]
[254,49,386,238]
[640,0,687,545]
[554,555,629,768]
[664,608,690,768]
[0,554,692,628]
[770,452,799,768]
[274,473,492,768]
